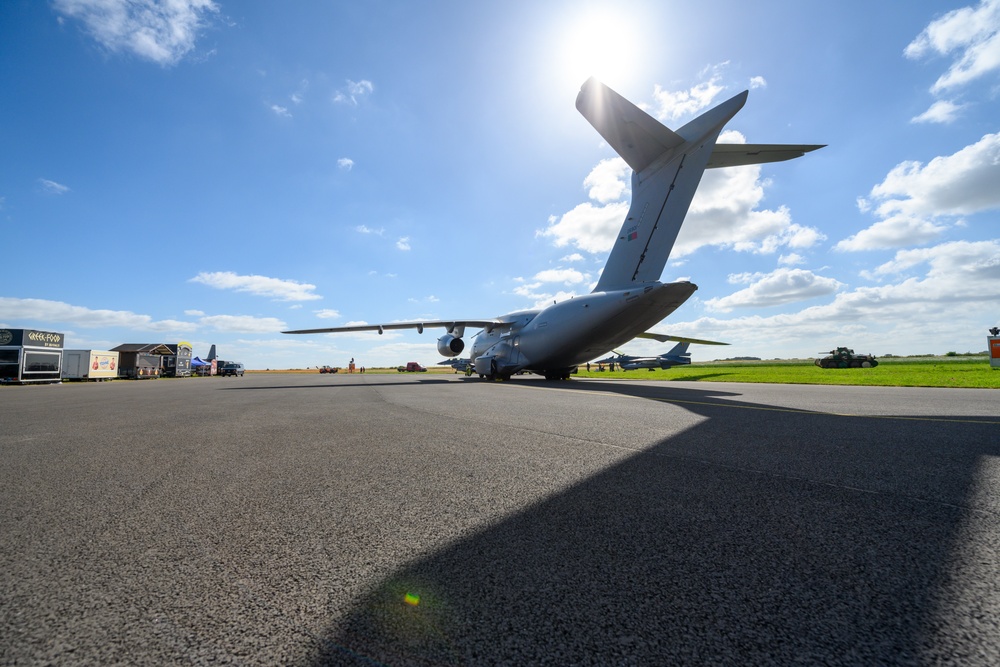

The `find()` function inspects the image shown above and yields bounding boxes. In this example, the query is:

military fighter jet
[595,342,692,371]
[284,78,822,380]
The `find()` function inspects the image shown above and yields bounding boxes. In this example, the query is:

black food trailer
[111,343,172,379]
[0,328,64,384]
[162,342,193,377]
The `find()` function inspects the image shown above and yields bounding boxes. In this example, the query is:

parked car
[319,366,338,374]
[219,362,245,377]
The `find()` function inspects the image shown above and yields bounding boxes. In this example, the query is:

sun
[556,9,641,89]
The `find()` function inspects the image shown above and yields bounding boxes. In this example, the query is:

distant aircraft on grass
[595,342,692,371]
[285,78,823,380]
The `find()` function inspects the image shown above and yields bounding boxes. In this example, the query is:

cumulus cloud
[270,104,291,118]
[911,99,966,124]
[338,157,354,170]
[703,268,843,313]
[314,309,341,319]
[838,132,1000,250]
[656,239,1000,358]
[0,297,194,331]
[190,271,322,301]
[396,236,411,251]
[778,253,806,266]
[355,224,384,235]
[533,268,589,285]
[53,0,219,66]
[584,158,630,203]
[650,66,727,122]
[905,0,1000,93]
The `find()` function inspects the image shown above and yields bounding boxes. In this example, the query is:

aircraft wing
[283,319,503,335]
[635,332,729,345]
[707,144,825,169]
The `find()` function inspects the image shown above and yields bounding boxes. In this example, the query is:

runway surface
[1,373,998,665]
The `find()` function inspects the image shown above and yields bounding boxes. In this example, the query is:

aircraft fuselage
[470,281,696,378]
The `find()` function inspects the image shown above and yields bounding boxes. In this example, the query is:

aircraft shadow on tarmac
[306,381,999,666]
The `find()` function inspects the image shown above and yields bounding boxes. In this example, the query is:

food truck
[61,349,120,381]
[111,343,172,379]
[161,342,193,377]
[0,328,64,384]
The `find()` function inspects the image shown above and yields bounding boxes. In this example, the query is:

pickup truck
[397,362,427,372]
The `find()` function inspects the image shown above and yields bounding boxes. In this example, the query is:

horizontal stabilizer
[576,77,685,173]
[707,144,825,169]
[636,332,729,345]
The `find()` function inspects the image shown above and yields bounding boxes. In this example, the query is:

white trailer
[61,349,120,381]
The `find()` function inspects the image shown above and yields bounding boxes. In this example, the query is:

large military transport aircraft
[284,78,823,380]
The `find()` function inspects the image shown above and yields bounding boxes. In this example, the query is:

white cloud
[338,157,354,170]
[703,268,843,313]
[778,253,806,266]
[314,309,341,319]
[560,253,584,262]
[533,268,589,285]
[673,132,826,257]
[539,202,629,253]
[270,104,291,118]
[198,315,286,333]
[39,178,70,194]
[511,285,581,310]
[662,239,1000,358]
[190,271,322,301]
[334,79,374,105]
[355,224,384,235]
[396,236,411,251]
[838,132,1000,250]
[0,297,194,331]
[749,76,767,89]
[911,99,966,124]
[185,309,205,316]
[905,0,1000,93]
[584,158,629,203]
[53,0,219,66]
[650,65,727,122]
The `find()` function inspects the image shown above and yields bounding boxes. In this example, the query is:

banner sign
[0,329,65,348]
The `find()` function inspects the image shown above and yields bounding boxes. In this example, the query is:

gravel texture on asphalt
[1,374,998,665]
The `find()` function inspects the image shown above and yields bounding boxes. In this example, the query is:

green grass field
[263,356,999,388]
[574,356,1000,389]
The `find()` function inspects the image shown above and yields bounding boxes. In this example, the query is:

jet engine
[437,334,465,357]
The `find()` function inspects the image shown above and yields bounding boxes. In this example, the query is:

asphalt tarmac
[1,373,998,665]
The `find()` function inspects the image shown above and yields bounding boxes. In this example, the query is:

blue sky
[3,0,1000,369]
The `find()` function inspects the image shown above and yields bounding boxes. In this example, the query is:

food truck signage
[0,329,65,348]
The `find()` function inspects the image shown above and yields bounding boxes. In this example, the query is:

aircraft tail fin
[665,342,690,358]
[206,344,217,360]
[578,80,748,292]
